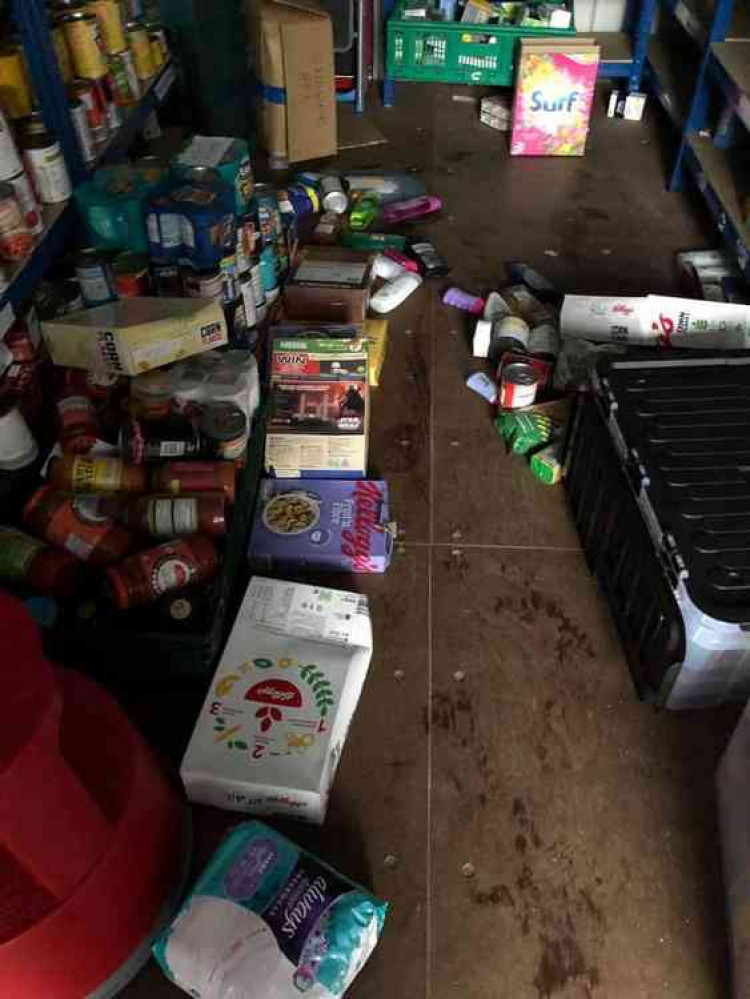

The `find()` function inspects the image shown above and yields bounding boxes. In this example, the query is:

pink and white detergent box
[511,39,600,157]
[180,577,373,824]
[249,478,394,573]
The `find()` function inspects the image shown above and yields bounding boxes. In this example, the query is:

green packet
[495,411,558,455]
[530,441,564,485]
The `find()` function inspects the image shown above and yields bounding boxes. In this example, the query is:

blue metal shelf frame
[0,2,177,338]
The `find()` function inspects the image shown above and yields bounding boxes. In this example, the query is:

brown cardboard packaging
[247,0,337,163]
[41,298,227,376]
[283,247,373,323]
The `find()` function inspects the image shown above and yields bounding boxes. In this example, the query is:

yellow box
[362,318,388,387]
[41,297,227,376]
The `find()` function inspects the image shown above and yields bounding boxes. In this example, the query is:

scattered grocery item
[480,93,513,131]
[466,370,498,403]
[498,357,538,408]
[180,576,373,821]
[283,247,374,323]
[443,286,485,314]
[250,479,394,573]
[607,89,647,121]
[370,271,422,314]
[153,822,387,997]
[496,410,559,453]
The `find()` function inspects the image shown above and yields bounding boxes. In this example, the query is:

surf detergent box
[249,478,394,573]
[181,577,373,824]
[511,39,600,157]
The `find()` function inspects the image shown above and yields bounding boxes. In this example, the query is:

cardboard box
[249,478,394,572]
[270,318,388,386]
[283,247,373,323]
[265,337,369,478]
[247,0,337,164]
[180,576,373,823]
[41,297,227,376]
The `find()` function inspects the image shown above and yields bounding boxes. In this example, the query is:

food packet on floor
[154,821,388,999]
[496,411,559,455]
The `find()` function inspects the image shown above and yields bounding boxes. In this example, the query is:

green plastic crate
[386,2,576,86]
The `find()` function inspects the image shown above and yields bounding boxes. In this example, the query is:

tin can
[112,250,150,296]
[125,20,155,80]
[260,244,278,300]
[24,486,133,566]
[149,36,165,70]
[107,49,138,104]
[76,247,117,306]
[145,23,169,60]
[87,0,126,53]
[128,493,226,538]
[151,461,236,503]
[0,46,33,119]
[20,114,72,205]
[105,535,218,609]
[63,11,108,79]
[56,391,99,452]
[0,107,22,180]
[72,77,108,139]
[238,270,257,329]
[200,403,248,461]
[52,25,74,83]
[69,98,96,164]
[0,182,32,261]
[129,368,172,420]
[320,174,348,214]
[152,261,182,297]
[255,183,280,245]
[220,252,239,305]
[498,360,538,409]
[6,171,43,236]
[493,314,530,353]
[99,75,121,129]
[184,265,222,300]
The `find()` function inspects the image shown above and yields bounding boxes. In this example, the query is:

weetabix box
[265,337,369,478]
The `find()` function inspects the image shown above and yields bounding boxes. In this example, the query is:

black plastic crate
[565,354,750,707]
[44,413,266,684]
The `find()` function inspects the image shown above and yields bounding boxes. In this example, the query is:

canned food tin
[320,174,348,214]
[499,360,538,409]
[496,315,530,350]
[239,271,257,329]
[87,0,126,53]
[0,46,33,119]
[144,23,169,59]
[52,25,74,83]
[76,247,117,306]
[6,171,43,236]
[254,183,280,245]
[63,12,108,79]
[112,250,150,296]
[200,403,248,461]
[101,76,122,129]
[125,20,155,80]
[0,107,23,180]
[184,265,222,300]
[107,49,138,104]
[72,77,108,137]
[0,182,32,261]
[220,253,239,305]
[149,36,165,71]
[69,98,96,163]
[21,129,72,205]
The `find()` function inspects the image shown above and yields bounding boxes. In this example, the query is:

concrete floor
[124,87,741,998]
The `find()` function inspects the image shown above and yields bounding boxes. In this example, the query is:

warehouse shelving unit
[0,0,177,339]
[644,0,750,282]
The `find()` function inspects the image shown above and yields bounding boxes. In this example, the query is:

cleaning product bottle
[348,193,380,231]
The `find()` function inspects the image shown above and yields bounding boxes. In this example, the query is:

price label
[155,65,176,102]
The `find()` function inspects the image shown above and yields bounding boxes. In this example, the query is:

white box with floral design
[180,576,373,824]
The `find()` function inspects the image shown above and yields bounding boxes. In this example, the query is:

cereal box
[181,577,373,824]
[249,479,394,573]
[511,40,600,157]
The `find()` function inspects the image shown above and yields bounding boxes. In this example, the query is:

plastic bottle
[49,454,146,494]
[121,493,227,538]
[120,418,211,465]
[348,193,380,231]
[151,461,237,503]
[442,287,485,314]
[341,232,407,252]
[105,535,218,609]
[383,248,420,273]
[343,171,427,203]
[381,195,442,225]
[409,238,450,278]
[0,526,83,597]
[23,486,134,566]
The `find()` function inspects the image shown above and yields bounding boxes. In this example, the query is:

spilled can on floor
[498,359,538,409]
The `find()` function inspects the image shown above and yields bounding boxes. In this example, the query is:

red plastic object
[0,592,188,998]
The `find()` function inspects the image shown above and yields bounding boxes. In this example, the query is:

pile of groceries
[452,257,750,487]
[0,0,169,284]
[0,136,454,996]
[402,0,572,28]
